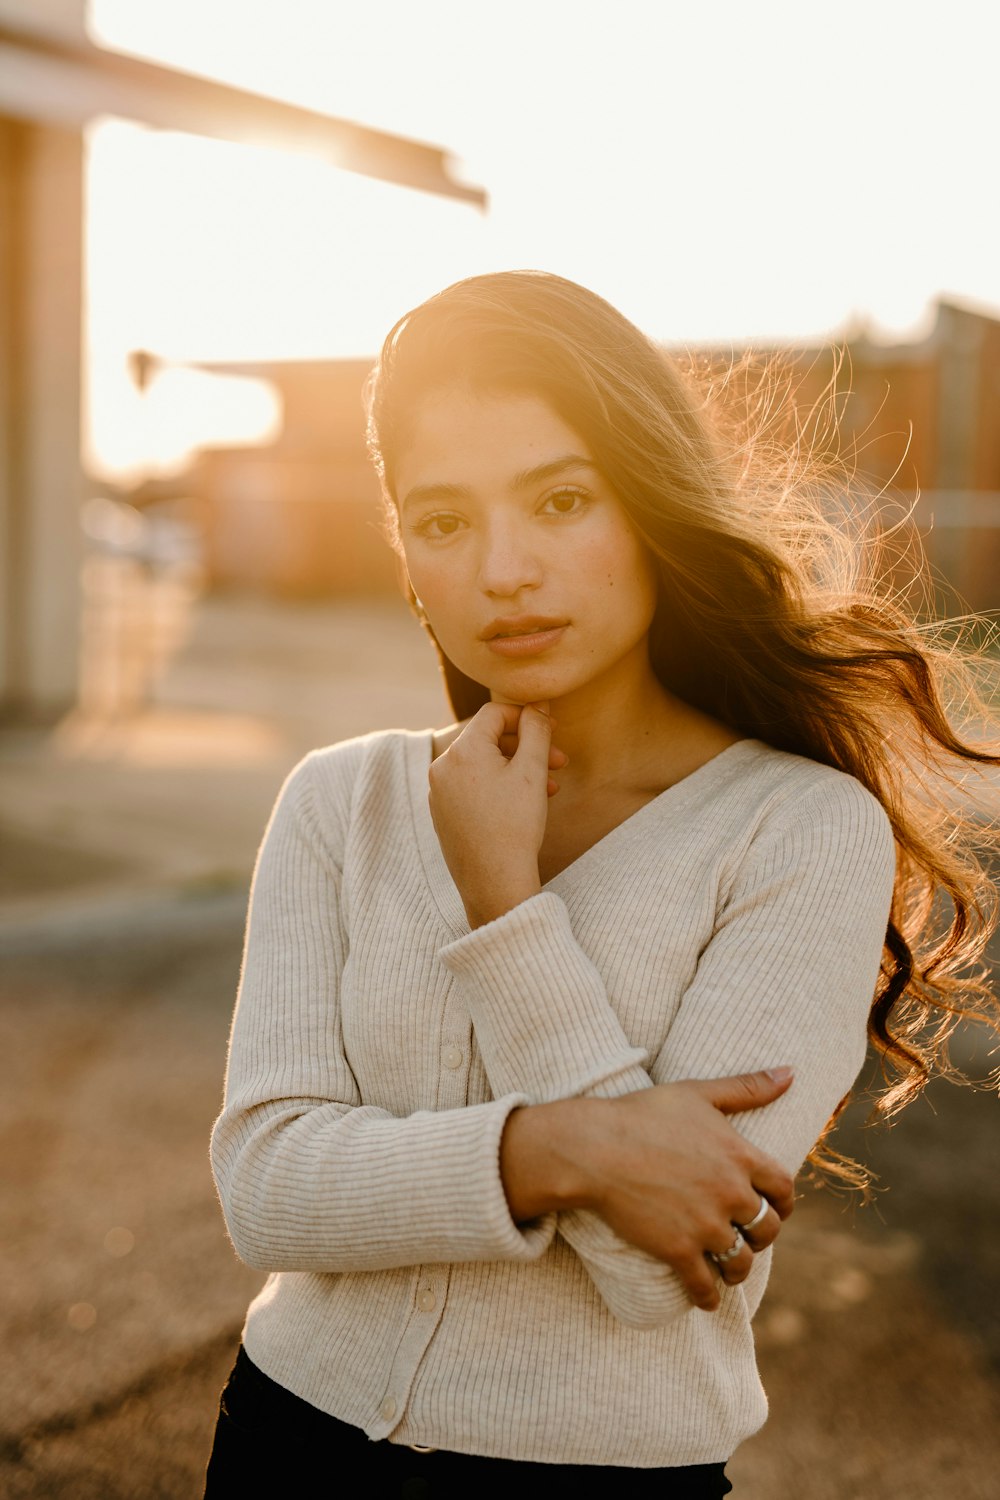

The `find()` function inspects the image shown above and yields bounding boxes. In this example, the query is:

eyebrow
[400,454,599,511]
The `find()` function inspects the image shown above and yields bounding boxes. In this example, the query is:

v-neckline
[404,729,762,938]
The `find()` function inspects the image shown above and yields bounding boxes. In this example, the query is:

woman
[205,271,999,1496]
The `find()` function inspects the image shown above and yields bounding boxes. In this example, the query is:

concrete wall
[0,116,84,718]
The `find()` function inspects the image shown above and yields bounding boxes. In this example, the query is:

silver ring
[738,1196,769,1234]
[710,1228,745,1266]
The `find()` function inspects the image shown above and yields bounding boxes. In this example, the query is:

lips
[479,616,568,641]
[480,617,568,659]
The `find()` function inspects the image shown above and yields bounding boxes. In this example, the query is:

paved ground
[1,588,999,1498]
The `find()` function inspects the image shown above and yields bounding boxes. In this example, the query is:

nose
[476,516,543,598]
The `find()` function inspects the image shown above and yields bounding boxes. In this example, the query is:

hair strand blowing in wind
[364,269,1000,1190]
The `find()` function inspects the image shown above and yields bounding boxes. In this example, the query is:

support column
[0,115,84,720]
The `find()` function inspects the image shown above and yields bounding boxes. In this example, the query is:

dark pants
[204,1346,733,1498]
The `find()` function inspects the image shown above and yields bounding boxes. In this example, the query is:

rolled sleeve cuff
[440,893,649,1103]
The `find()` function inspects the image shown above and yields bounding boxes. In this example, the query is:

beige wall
[0,117,84,718]
[194,359,402,596]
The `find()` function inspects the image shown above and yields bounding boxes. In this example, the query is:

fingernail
[766,1066,793,1083]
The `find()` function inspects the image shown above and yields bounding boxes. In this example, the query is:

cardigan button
[380,1395,397,1422]
[417,1288,436,1312]
[442,1046,463,1069]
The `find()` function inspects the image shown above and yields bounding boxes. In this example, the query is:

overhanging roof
[0,14,486,207]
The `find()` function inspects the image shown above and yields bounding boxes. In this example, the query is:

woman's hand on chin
[428,700,568,929]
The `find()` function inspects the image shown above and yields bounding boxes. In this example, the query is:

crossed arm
[212,712,894,1327]
[429,702,893,1318]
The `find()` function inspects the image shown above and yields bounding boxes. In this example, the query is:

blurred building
[193,360,398,597]
[186,297,1000,610]
[785,298,1000,613]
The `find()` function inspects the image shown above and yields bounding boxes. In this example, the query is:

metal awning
[0,14,486,207]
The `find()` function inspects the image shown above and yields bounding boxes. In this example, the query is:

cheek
[401,541,449,604]
[631,549,660,619]
[401,548,471,652]
[591,525,658,617]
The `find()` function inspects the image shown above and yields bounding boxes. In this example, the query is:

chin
[451,645,583,706]
[483,672,576,705]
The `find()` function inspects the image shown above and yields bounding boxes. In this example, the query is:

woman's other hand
[500,1067,796,1311]
[428,701,568,929]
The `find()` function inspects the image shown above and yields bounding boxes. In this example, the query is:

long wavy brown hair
[364,269,1000,1185]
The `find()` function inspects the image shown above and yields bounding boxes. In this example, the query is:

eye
[540,486,588,517]
[411,511,465,540]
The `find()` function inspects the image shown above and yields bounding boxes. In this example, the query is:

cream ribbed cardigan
[211,729,895,1466]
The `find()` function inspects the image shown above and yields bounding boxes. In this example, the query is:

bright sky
[84,0,1000,476]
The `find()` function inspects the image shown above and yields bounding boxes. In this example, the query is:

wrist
[464,876,543,930]
[499,1096,607,1221]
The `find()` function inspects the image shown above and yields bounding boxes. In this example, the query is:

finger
[511,702,553,769]
[675,1252,722,1312]
[706,1232,754,1287]
[692,1067,794,1115]
[749,1157,796,1220]
[547,777,560,797]
[498,733,568,769]
[734,1199,782,1251]
[469,700,524,748]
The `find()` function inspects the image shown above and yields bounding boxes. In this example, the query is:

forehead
[395,387,592,499]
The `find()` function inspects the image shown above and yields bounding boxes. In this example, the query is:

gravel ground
[1,590,998,1498]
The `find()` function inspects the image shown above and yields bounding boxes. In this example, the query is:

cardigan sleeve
[439,773,896,1328]
[210,751,556,1273]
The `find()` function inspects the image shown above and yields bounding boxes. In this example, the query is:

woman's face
[395,385,660,707]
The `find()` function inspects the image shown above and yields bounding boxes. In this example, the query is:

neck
[504,648,708,792]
